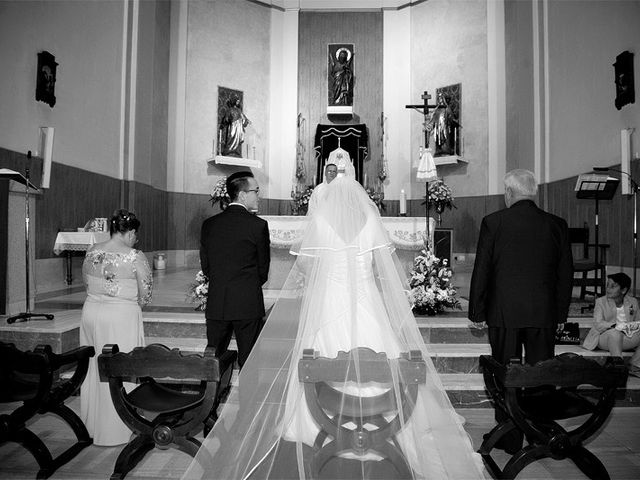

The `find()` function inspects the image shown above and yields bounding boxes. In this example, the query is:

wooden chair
[98,343,236,480]
[0,341,95,479]
[479,353,627,480]
[297,347,426,479]
[569,223,609,299]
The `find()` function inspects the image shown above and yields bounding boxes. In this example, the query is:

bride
[183,162,485,479]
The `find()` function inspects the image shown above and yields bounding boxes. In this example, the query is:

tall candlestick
[400,189,407,216]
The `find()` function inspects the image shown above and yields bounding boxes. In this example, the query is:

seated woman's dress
[80,249,152,446]
[183,176,485,479]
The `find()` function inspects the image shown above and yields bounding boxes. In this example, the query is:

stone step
[142,313,595,345]
[148,336,637,374]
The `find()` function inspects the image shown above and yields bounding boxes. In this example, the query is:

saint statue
[219,94,250,157]
[426,91,460,157]
[328,47,353,106]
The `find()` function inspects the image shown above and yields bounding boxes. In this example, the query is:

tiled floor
[1,267,638,479]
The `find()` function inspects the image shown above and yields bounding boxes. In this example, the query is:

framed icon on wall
[613,50,635,110]
[35,51,57,108]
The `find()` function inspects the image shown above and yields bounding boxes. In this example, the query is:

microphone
[592,166,609,172]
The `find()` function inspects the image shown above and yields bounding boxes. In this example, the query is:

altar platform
[4,266,640,408]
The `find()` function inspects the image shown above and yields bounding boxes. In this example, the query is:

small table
[53,231,110,285]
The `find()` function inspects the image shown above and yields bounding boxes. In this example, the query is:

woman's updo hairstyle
[110,209,140,235]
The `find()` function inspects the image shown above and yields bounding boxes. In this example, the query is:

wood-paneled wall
[298,11,383,188]
[3,146,635,266]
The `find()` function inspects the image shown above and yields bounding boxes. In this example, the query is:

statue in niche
[328,44,354,106]
[426,85,461,157]
[217,88,250,158]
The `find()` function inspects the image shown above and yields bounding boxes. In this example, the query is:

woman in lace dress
[80,209,153,446]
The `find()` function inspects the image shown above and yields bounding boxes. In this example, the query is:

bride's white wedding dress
[183,173,485,479]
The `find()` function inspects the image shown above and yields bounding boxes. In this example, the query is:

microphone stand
[594,166,639,296]
[7,154,54,324]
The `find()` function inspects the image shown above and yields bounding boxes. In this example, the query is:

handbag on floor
[555,322,581,345]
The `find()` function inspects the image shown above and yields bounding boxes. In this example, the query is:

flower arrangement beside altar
[408,248,461,316]
[424,179,455,224]
[187,270,208,311]
[291,185,314,215]
[209,177,230,210]
[365,187,385,212]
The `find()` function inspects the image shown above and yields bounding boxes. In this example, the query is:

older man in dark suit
[469,168,573,452]
[200,171,270,368]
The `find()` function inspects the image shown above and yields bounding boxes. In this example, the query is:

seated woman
[583,272,640,377]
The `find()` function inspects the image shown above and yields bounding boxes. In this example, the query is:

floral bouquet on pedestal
[291,185,314,215]
[187,270,208,311]
[209,177,230,210]
[408,249,461,316]
[424,179,455,224]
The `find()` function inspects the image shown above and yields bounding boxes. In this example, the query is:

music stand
[575,174,619,309]
[1,156,54,323]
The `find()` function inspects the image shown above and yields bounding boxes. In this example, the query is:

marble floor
[1,267,638,479]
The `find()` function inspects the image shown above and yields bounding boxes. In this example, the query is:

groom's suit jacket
[468,199,573,329]
[200,204,270,321]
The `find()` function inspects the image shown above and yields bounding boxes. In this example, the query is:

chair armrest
[587,243,610,249]
[47,346,95,370]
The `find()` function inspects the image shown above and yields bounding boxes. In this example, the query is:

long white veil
[183,175,485,479]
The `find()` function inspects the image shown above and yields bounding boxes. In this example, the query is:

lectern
[0,158,54,323]
[575,174,619,307]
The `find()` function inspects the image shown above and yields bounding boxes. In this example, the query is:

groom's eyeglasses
[246,189,260,194]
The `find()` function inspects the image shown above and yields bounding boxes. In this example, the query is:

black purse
[555,322,580,345]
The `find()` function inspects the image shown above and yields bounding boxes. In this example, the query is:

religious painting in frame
[217,86,245,158]
[35,51,58,108]
[327,43,354,114]
[614,51,635,110]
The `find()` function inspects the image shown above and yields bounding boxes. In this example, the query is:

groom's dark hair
[226,171,255,202]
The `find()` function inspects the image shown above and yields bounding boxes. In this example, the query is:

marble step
[148,335,637,374]
[142,312,595,345]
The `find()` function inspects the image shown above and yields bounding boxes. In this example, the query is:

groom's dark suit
[200,204,270,367]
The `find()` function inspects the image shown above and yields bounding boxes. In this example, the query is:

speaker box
[433,228,453,264]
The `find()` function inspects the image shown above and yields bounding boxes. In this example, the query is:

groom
[200,171,270,368]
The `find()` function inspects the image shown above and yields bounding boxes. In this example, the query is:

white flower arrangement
[209,177,230,210]
[408,249,461,316]
[187,270,208,311]
[427,179,455,214]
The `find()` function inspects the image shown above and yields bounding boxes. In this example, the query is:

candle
[364,172,368,188]
[400,189,407,216]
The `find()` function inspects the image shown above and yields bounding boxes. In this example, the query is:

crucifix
[406,91,438,250]
[406,91,437,148]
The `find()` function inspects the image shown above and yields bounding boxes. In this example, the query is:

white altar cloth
[53,231,110,255]
[261,215,434,250]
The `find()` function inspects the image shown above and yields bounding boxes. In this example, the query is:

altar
[262,215,432,250]
[261,215,433,289]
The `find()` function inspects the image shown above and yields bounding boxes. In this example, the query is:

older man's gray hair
[504,169,538,198]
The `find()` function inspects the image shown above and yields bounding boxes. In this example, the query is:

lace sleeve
[134,250,153,306]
